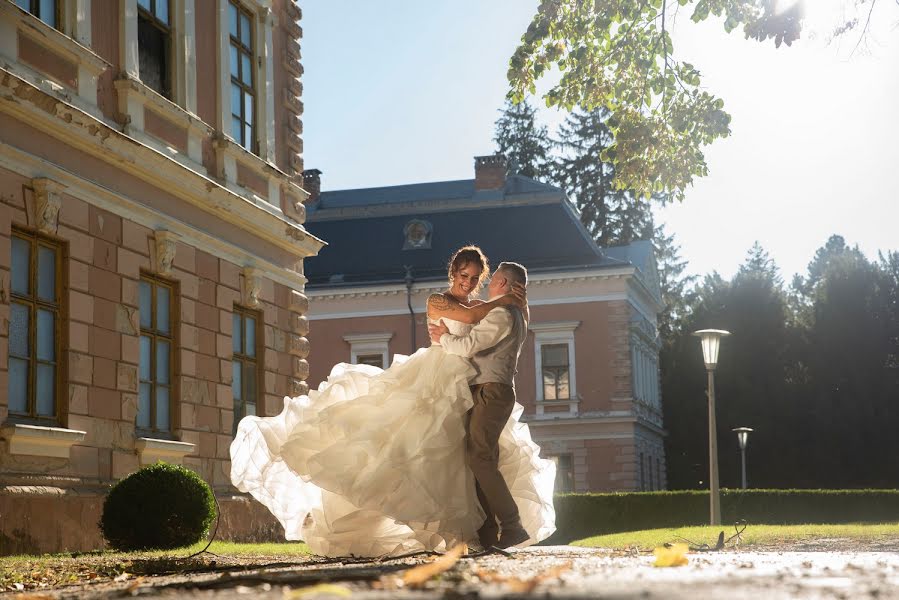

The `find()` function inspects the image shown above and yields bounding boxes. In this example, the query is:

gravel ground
[12,546,899,599]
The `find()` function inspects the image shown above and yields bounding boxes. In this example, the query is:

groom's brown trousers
[466,382,521,534]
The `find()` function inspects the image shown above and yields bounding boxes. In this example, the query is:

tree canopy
[507,0,883,201]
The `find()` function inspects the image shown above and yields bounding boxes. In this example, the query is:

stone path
[28,546,899,599]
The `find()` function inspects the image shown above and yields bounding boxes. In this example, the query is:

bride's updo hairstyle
[447,245,490,290]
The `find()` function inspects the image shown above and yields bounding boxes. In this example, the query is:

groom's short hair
[496,262,527,287]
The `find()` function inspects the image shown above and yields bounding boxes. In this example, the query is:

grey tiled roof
[303,175,647,287]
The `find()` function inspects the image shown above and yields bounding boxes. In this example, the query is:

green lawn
[572,522,899,551]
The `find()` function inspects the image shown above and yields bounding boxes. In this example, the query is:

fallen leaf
[286,583,353,598]
[475,562,571,592]
[653,543,689,567]
[401,543,467,586]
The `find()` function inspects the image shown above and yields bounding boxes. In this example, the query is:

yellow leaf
[401,543,467,586]
[286,583,352,598]
[652,543,689,567]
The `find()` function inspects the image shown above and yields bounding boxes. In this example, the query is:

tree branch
[850,0,878,57]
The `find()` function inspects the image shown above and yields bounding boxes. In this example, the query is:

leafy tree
[493,98,553,180]
[506,0,887,201]
[553,107,657,247]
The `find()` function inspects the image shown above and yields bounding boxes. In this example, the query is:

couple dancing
[230,246,556,557]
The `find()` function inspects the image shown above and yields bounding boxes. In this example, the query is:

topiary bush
[100,462,216,551]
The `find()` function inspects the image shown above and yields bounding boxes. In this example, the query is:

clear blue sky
[301,1,899,281]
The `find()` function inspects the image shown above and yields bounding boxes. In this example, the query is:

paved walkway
[36,546,899,599]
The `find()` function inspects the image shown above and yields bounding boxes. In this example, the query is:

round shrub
[100,462,216,551]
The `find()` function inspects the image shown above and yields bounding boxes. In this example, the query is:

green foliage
[506,0,869,200]
[100,462,216,551]
[662,236,899,489]
[493,98,552,181]
[545,489,899,544]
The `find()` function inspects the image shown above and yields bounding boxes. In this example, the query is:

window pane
[10,302,30,357]
[543,368,556,400]
[244,362,256,404]
[239,13,251,46]
[243,122,253,151]
[11,236,30,296]
[36,308,54,362]
[37,245,55,301]
[357,354,383,368]
[137,383,152,427]
[156,340,170,384]
[229,45,239,78]
[244,316,255,357]
[156,0,168,24]
[241,53,252,85]
[39,0,55,27]
[139,335,152,381]
[245,402,255,417]
[139,281,152,328]
[557,371,570,400]
[8,357,28,413]
[244,92,253,123]
[36,363,55,416]
[156,286,170,333]
[231,83,242,118]
[15,0,29,11]
[232,116,242,142]
[232,360,242,400]
[156,386,170,430]
[228,1,238,37]
[542,344,568,368]
[138,0,150,10]
[232,313,242,353]
[137,16,168,97]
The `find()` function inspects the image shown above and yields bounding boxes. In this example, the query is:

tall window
[551,454,574,493]
[541,343,570,401]
[9,229,61,422]
[138,275,174,433]
[137,0,172,98]
[228,0,255,152]
[15,0,58,29]
[232,307,259,432]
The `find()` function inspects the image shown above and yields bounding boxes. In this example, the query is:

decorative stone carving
[292,358,310,380]
[288,335,310,359]
[288,290,308,314]
[280,185,306,224]
[242,267,262,307]
[289,379,309,397]
[154,230,178,276]
[31,178,64,235]
[289,313,309,336]
[403,219,432,250]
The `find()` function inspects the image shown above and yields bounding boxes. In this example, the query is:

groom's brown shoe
[496,526,529,549]
[478,522,499,549]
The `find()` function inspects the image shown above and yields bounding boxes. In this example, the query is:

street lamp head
[692,329,731,369]
[732,427,753,450]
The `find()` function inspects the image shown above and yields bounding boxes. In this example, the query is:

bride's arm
[427,292,524,325]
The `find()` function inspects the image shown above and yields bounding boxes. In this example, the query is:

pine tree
[653,223,697,344]
[493,98,552,181]
[553,108,656,247]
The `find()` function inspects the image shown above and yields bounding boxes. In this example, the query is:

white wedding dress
[229,317,556,557]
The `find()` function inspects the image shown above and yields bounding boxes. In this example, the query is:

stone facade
[0,0,320,554]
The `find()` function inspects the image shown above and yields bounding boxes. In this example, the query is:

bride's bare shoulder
[427,292,458,308]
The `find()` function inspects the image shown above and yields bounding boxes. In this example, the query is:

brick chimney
[474,155,508,191]
[302,168,322,207]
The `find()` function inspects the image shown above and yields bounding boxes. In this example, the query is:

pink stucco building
[301,157,667,497]
[0,0,320,553]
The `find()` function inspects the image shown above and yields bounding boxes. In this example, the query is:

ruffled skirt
[230,345,556,557]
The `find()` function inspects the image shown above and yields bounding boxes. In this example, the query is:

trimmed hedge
[544,489,899,544]
[100,462,216,551]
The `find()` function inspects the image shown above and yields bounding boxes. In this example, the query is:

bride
[230,245,556,557]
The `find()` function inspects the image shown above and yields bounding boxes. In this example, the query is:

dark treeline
[664,238,899,489]
[493,99,899,490]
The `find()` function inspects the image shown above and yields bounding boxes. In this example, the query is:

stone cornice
[0,67,324,259]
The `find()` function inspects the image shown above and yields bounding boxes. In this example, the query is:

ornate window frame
[530,321,580,417]
[343,332,393,370]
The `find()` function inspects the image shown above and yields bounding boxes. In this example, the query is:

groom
[428,261,530,550]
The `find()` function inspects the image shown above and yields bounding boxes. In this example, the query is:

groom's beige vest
[469,306,527,387]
